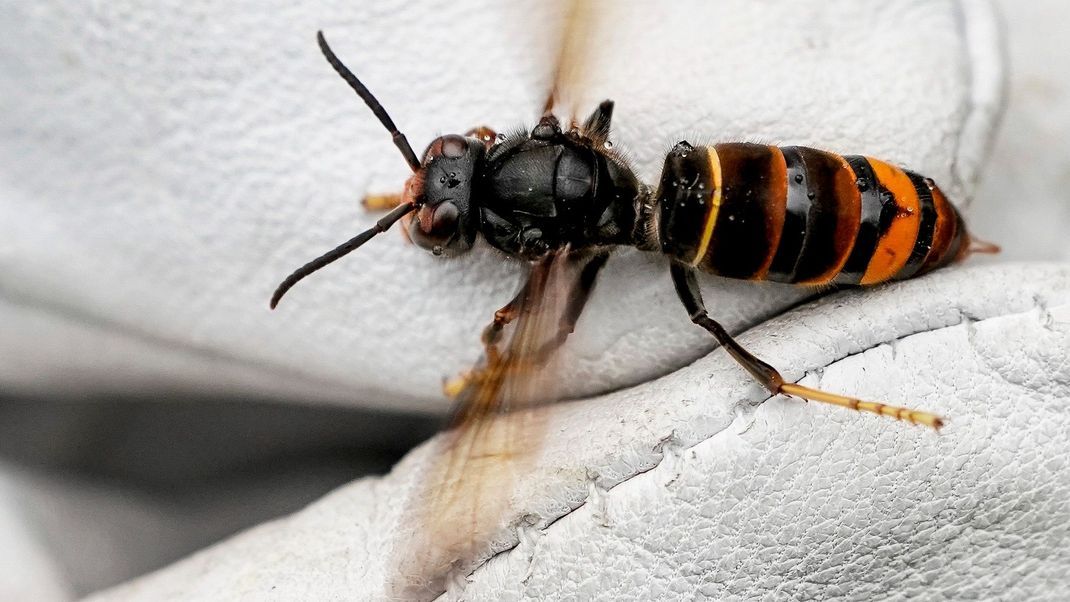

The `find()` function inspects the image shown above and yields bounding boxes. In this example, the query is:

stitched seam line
[452,299,1051,594]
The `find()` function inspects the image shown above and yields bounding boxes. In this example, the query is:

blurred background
[1,0,1068,599]
[970,0,1070,262]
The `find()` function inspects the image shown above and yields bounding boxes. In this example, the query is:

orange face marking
[860,159,922,285]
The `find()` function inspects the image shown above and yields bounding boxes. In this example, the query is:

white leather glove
[10,1,1061,601]
[0,0,1002,409]
[83,263,1070,601]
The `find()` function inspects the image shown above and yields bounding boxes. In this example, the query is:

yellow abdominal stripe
[690,146,723,267]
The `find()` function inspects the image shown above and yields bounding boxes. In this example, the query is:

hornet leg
[670,263,944,429]
[362,192,404,212]
[480,270,537,362]
[445,252,608,399]
[481,251,608,362]
[443,287,529,399]
[444,257,553,399]
[530,252,609,360]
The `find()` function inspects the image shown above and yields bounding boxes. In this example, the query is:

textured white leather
[84,263,1070,601]
[0,0,1003,412]
[972,0,1070,263]
[5,1,1043,600]
[0,468,72,602]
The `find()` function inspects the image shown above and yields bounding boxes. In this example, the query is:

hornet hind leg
[670,263,944,429]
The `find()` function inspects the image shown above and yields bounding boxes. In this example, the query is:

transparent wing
[544,0,600,126]
[386,249,595,599]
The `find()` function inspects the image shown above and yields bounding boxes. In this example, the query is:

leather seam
[453,297,1054,595]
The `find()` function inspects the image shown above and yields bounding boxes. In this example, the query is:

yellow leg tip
[442,374,470,400]
[362,193,403,212]
[779,382,945,431]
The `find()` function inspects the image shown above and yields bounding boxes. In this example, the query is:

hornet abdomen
[653,142,969,286]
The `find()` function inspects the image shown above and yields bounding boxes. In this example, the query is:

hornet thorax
[475,114,643,259]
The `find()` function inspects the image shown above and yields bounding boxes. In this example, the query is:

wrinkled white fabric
[0,0,1002,412]
[973,0,1070,263]
[0,469,73,602]
[86,264,1070,601]
[6,0,1055,600]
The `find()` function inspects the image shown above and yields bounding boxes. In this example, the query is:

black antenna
[270,32,426,310]
[317,30,421,171]
[270,202,416,309]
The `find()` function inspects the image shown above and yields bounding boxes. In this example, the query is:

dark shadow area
[0,394,440,595]
[0,393,439,488]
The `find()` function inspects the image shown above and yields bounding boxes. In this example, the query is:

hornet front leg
[445,252,609,400]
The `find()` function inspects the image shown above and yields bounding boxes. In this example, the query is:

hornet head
[404,134,485,257]
[270,31,486,309]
